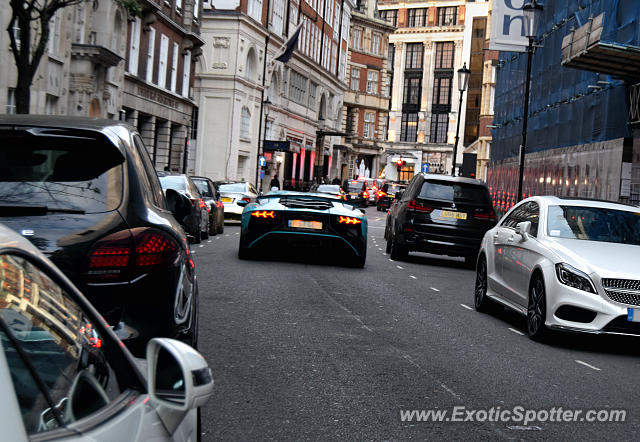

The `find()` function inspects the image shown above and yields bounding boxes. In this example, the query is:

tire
[474,255,491,312]
[217,216,224,234]
[385,229,392,253]
[238,237,252,260]
[191,228,201,244]
[174,280,198,349]
[201,223,209,240]
[389,229,408,261]
[208,216,217,236]
[351,246,367,268]
[196,407,202,442]
[527,274,548,341]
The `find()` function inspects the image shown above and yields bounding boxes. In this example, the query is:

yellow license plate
[349,192,359,196]
[441,210,467,220]
[221,197,233,202]
[288,220,323,230]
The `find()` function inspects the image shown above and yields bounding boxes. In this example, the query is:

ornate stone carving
[213,37,230,48]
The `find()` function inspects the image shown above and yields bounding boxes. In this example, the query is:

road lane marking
[410,275,417,279]
[216,237,220,240]
[199,245,204,248]
[235,232,239,235]
[362,325,373,332]
[430,287,440,292]
[401,355,461,400]
[396,265,404,270]
[382,253,387,256]
[508,328,525,336]
[460,304,473,310]
[575,360,601,371]
[388,259,393,262]
[225,234,230,237]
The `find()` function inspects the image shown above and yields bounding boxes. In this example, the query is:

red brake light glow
[338,216,361,225]
[252,211,275,218]
[241,197,252,203]
[363,192,369,199]
[378,191,386,197]
[473,210,497,220]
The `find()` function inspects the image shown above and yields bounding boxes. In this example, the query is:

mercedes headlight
[555,263,596,294]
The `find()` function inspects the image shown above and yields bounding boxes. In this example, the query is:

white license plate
[627,308,640,322]
[288,219,322,230]
[439,210,467,220]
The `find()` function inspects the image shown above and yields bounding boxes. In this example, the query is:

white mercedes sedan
[474,196,640,340]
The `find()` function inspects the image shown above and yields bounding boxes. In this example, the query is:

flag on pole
[275,22,303,63]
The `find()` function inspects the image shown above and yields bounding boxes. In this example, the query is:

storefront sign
[489,0,528,52]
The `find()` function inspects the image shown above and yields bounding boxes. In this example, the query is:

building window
[145,28,155,82]
[352,28,362,50]
[176,0,182,13]
[45,95,57,115]
[383,76,391,97]
[388,43,395,70]
[6,88,16,114]
[408,8,427,27]
[309,82,317,109]
[400,112,418,142]
[331,43,337,74]
[438,7,457,26]
[434,42,454,69]
[430,113,448,143]
[379,117,387,140]
[170,42,179,92]
[248,0,262,21]
[432,76,451,106]
[272,0,285,35]
[380,9,397,27]
[48,11,61,55]
[289,70,307,104]
[158,34,169,88]
[405,43,423,70]
[191,107,199,139]
[366,70,379,94]
[128,17,141,75]
[182,50,191,97]
[363,112,375,139]
[350,67,360,91]
[240,107,251,139]
[371,33,381,55]
[403,77,421,106]
[399,164,414,181]
[194,0,199,19]
[334,4,340,40]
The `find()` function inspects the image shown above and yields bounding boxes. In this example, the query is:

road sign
[260,170,265,179]
[259,156,266,167]
[422,163,429,173]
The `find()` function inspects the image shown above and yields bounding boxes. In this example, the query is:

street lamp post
[451,63,471,176]
[254,97,271,191]
[518,0,543,201]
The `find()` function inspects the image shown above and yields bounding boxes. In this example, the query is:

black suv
[385,173,497,265]
[0,116,198,355]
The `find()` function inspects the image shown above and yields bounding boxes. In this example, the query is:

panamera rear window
[418,180,490,205]
[0,128,124,213]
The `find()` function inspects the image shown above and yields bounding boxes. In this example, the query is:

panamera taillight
[87,228,179,282]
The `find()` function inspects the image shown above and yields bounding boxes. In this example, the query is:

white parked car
[218,181,259,222]
[474,196,640,340]
[0,224,213,441]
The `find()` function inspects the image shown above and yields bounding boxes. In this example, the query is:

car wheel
[351,246,366,268]
[209,216,217,236]
[474,255,492,312]
[174,280,198,348]
[527,274,548,341]
[389,229,408,261]
[197,407,202,442]
[217,216,224,234]
[238,236,252,260]
[192,228,201,244]
[201,222,209,240]
[385,229,392,253]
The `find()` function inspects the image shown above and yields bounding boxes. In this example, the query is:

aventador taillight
[252,211,275,218]
[338,216,361,225]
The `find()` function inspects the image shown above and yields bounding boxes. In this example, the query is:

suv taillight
[407,200,434,213]
[87,228,180,282]
[473,209,497,220]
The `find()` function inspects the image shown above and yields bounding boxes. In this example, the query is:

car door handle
[507,236,514,242]
[493,233,499,239]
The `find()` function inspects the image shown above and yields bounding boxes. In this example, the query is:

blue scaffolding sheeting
[491,0,638,163]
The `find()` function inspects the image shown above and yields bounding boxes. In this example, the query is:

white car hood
[543,237,640,278]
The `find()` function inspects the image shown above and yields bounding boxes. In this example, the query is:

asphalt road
[192,207,640,441]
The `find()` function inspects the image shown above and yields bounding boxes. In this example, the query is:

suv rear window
[347,182,365,192]
[418,180,490,205]
[0,128,124,213]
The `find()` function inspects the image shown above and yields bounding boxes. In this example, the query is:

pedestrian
[332,177,341,185]
[269,174,280,190]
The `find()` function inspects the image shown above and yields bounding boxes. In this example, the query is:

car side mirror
[358,208,366,214]
[395,191,403,200]
[216,191,221,200]
[165,189,191,223]
[147,338,213,434]
[516,221,532,241]
[236,199,249,207]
